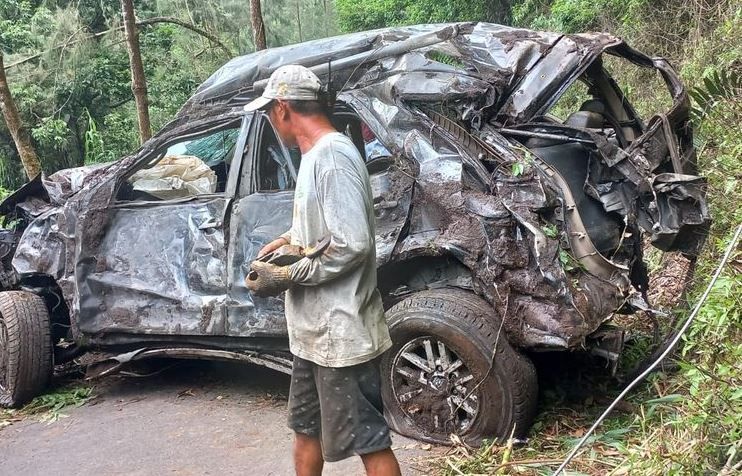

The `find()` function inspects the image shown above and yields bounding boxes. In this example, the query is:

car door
[225,105,414,337]
[226,114,297,337]
[76,116,251,338]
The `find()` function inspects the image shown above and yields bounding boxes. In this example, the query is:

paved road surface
[0,360,440,476]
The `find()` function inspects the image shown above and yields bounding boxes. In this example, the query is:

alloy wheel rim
[391,336,480,436]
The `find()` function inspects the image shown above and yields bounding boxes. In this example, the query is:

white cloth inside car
[129,155,217,199]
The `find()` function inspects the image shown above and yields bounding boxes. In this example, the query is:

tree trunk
[121,0,152,143]
[296,1,303,42]
[250,0,267,51]
[0,53,42,180]
[323,0,328,33]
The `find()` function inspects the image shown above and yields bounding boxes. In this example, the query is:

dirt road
[0,361,439,476]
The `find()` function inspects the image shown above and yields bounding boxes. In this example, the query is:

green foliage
[512,0,646,33]
[548,78,591,120]
[0,1,40,51]
[335,0,509,32]
[425,51,465,68]
[23,384,94,423]
[0,184,11,202]
[689,66,741,124]
[511,161,525,176]
[558,248,582,272]
[541,223,558,239]
[31,118,69,150]
[100,109,140,160]
[609,253,741,474]
[336,0,403,32]
[82,109,110,164]
[0,0,340,190]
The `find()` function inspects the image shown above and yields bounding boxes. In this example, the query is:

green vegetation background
[1,1,739,473]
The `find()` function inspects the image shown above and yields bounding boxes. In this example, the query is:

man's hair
[286,91,331,117]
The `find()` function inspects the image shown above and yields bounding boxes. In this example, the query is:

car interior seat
[563,99,607,129]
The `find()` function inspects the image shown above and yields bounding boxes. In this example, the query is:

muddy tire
[0,291,53,408]
[381,289,537,445]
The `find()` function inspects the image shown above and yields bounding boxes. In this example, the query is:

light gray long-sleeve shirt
[283,132,391,367]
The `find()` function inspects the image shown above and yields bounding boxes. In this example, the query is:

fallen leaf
[569,428,586,437]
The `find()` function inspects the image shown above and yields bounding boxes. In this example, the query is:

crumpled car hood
[0,162,114,216]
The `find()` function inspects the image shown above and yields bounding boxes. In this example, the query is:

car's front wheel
[0,291,53,407]
[381,289,537,445]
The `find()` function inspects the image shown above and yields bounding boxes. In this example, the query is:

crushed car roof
[180,22,622,121]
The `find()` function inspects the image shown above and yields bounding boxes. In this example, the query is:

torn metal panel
[368,157,415,265]
[642,173,710,253]
[12,209,67,279]
[76,198,229,336]
[499,34,620,123]
[227,191,293,337]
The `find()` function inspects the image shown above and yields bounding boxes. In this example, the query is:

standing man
[245,65,401,476]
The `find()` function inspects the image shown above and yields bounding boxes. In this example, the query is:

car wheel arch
[15,275,78,360]
[377,253,476,308]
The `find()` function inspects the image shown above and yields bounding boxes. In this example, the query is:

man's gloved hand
[270,244,305,265]
[257,236,289,259]
[246,261,292,297]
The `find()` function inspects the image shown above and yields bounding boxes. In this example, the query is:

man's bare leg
[361,448,402,476]
[294,433,324,476]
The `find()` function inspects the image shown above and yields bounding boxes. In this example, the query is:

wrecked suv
[0,23,709,444]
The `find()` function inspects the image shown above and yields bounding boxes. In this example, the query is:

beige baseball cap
[244,64,322,112]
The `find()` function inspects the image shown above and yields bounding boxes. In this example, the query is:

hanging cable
[554,223,741,475]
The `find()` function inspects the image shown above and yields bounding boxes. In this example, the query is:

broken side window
[548,79,593,123]
[601,53,674,126]
[359,121,391,161]
[253,106,390,194]
[330,105,390,163]
[542,60,643,148]
[118,126,240,201]
[255,119,299,192]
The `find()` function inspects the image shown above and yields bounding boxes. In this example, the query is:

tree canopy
[0,0,338,190]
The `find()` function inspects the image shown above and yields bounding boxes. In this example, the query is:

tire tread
[0,291,53,407]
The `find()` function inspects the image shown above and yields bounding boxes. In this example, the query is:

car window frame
[113,115,251,204]
[241,103,377,197]
[240,112,298,197]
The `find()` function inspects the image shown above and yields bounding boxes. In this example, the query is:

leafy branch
[5,16,235,70]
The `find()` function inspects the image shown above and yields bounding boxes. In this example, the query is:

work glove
[246,260,292,297]
[267,244,305,266]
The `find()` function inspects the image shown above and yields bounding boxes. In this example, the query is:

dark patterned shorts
[287,355,392,462]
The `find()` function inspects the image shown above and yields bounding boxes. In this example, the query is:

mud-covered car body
[0,23,709,440]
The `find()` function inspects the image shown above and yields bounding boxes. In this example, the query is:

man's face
[267,100,297,147]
